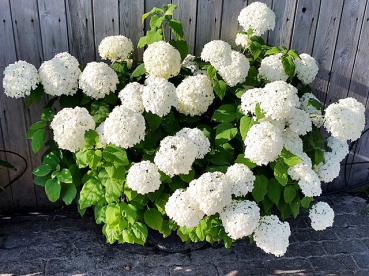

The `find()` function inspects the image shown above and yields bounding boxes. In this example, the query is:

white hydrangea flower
[324,97,365,141]
[283,128,304,155]
[98,35,133,63]
[95,122,107,147]
[154,136,197,177]
[3,60,39,98]
[309,202,334,231]
[225,163,255,197]
[219,200,260,239]
[254,215,291,257]
[288,161,322,197]
[286,108,312,135]
[39,52,81,96]
[240,88,265,115]
[175,128,211,159]
[103,106,145,149]
[294,53,319,85]
[165,189,205,228]
[143,41,181,79]
[182,54,200,73]
[261,81,300,120]
[118,82,144,114]
[79,62,118,99]
[259,53,288,82]
[142,76,177,117]
[314,152,341,183]
[244,121,284,166]
[200,40,232,68]
[235,33,251,48]
[50,107,95,152]
[300,93,324,127]
[238,2,275,36]
[187,172,232,215]
[217,51,250,87]
[176,74,214,116]
[327,136,349,161]
[126,161,161,195]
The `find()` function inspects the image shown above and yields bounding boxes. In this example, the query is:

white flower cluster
[259,53,288,82]
[143,41,181,79]
[175,128,211,159]
[244,121,284,165]
[309,202,334,231]
[294,53,319,85]
[50,107,95,152]
[95,122,107,147]
[237,2,275,36]
[254,215,291,257]
[118,82,144,114]
[142,76,177,117]
[103,105,145,149]
[98,35,133,63]
[188,172,232,215]
[165,189,205,228]
[240,88,265,115]
[286,108,312,135]
[219,200,260,240]
[3,61,39,98]
[314,151,341,183]
[181,54,199,74]
[79,62,118,99]
[235,33,251,49]
[327,137,349,160]
[126,161,161,194]
[201,40,232,68]
[324,97,365,141]
[225,163,255,197]
[300,93,324,127]
[39,52,81,96]
[217,51,250,87]
[176,75,214,116]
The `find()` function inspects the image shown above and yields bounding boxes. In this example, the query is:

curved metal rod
[0,150,28,193]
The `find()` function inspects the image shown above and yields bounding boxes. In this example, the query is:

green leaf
[164,4,177,15]
[104,177,123,204]
[290,195,300,218]
[103,145,129,166]
[144,208,163,231]
[168,18,184,39]
[79,178,104,209]
[75,150,89,168]
[267,178,283,205]
[179,168,195,183]
[31,129,45,153]
[41,108,54,121]
[301,197,313,209]
[90,101,110,125]
[159,220,172,237]
[150,14,164,29]
[281,55,295,81]
[103,93,118,105]
[168,39,188,60]
[124,185,138,201]
[26,85,44,107]
[252,175,268,202]
[274,160,289,186]
[215,122,238,145]
[110,62,128,74]
[105,165,126,185]
[280,148,302,167]
[155,193,169,214]
[131,63,146,78]
[265,47,280,55]
[283,185,297,203]
[45,178,61,202]
[87,150,102,169]
[59,93,80,108]
[33,176,49,187]
[209,143,234,165]
[245,66,261,86]
[42,153,59,170]
[104,224,121,244]
[56,168,73,183]
[288,49,299,59]
[94,205,107,224]
[315,149,325,166]
[106,203,121,226]
[122,229,136,244]
[84,130,100,149]
[207,65,217,79]
[145,29,163,45]
[262,196,274,214]
[239,115,256,140]
[213,80,227,100]
[255,103,265,121]
[212,104,237,123]
[33,164,52,177]
[144,112,162,131]
[132,222,148,245]
[61,184,77,205]
[307,97,322,110]
[234,154,256,169]
[120,202,138,225]
[249,42,262,59]
[137,36,147,48]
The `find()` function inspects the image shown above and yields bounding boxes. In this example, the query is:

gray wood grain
[221,0,247,46]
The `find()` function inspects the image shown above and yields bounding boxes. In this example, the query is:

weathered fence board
[1,0,369,211]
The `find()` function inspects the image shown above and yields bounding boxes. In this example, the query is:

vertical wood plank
[119,0,145,60]
[195,0,223,55]
[290,0,321,54]
[144,0,172,43]
[248,0,273,43]
[268,0,298,48]
[220,0,247,46]
[65,0,95,67]
[92,0,119,61]
[172,0,197,54]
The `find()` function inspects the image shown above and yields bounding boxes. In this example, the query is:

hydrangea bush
[2,3,366,257]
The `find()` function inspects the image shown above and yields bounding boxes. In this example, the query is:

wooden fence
[0,0,369,212]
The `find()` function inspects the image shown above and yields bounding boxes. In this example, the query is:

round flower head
[300,93,324,127]
[79,62,118,99]
[103,105,145,149]
[324,97,365,141]
[39,52,81,96]
[154,136,197,177]
[240,88,265,115]
[235,33,251,49]
[314,152,341,183]
[254,215,291,257]
[200,40,232,68]
[165,189,205,228]
[176,74,214,116]
[187,172,232,215]
[261,81,300,120]
[143,41,181,79]
[118,82,144,114]
[225,163,255,197]
[286,108,312,136]
[50,107,95,152]
[95,122,107,147]
[142,76,177,117]
[309,202,334,231]
[175,128,211,159]
[259,53,288,82]
[217,51,250,87]
[294,53,319,85]
[98,35,133,62]
[3,60,39,98]
[219,200,260,240]
[288,161,322,197]
[327,136,349,161]
[238,2,275,36]
[283,128,304,155]
[244,121,284,166]
[126,161,161,194]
